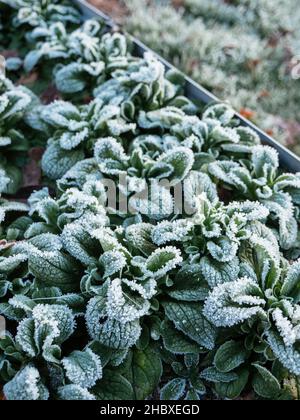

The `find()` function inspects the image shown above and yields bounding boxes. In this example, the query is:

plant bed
[114,0,300,154]
[0,0,300,401]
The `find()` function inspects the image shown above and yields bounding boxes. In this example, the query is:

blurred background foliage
[89,0,300,155]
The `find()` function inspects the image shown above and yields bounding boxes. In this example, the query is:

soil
[88,0,127,22]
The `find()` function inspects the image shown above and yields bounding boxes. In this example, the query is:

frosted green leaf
[167,264,209,302]
[158,147,194,185]
[160,378,186,400]
[129,182,174,221]
[42,140,84,180]
[266,329,300,376]
[281,259,300,303]
[125,223,156,256]
[204,277,266,327]
[200,367,238,383]
[215,368,249,399]
[99,250,127,278]
[138,107,185,130]
[4,365,49,401]
[61,222,99,266]
[144,246,183,278]
[202,103,235,125]
[252,145,279,179]
[106,278,151,322]
[92,370,134,400]
[62,349,102,388]
[16,304,75,362]
[199,256,240,288]
[161,320,204,354]
[94,137,128,175]
[86,293,141,350]
[183,171,218,215]
[214,340,249,373]
[151,220,193,246]
[15,319,37,357]
[58,385,96,401]
[163,301,217,350]
[252,364,281,399]
[55,63,93,94]
[29,248,82,293]
[123,346,162,400]
[0,254,28,274]
[207,236,238,262]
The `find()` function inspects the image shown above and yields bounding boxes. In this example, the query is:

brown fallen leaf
[0,50,19,59]
[258,89,270,99]
[172,0,185,9]
[246,59,261,70]
[240,108,256,120]
[88,0,127,21]
[41,84,62,105]
[22,147,44,189]
[17,71,39,87]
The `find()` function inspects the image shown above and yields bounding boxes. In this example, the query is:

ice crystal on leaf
[106,278,151,323]
[4,365,49,401]
[151,220,194,246]
[1,0,80,30]
[208,145,300,250]
[15,304,75,362]
[86,292,141,350]
[62,348,102,389]
[0,75,33,194]
[204,277,267,327]
[144,246,183,279]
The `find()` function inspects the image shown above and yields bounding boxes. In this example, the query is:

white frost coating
[58,385,96,401]
[144,246,183,278]
[151,219,194,245]
[204,277,266,327]
[272,307,300,347]
[4,365,49,401]
[62,349,103,388]
[106,278,150,323]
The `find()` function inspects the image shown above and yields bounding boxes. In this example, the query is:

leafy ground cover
[0,0,300,401]
[91,0,300,154]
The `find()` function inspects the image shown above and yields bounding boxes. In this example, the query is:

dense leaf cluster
[123,0,300,153]
[0,0,300,401]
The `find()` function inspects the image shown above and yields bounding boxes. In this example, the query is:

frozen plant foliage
[1,0,300,402]
[0,74,33,194]
[204,248,300,377]
[0,168,28,226]
[24,19,106,85]
[208,145,300,250]
[0,0,81,30]
[124,0,300,151]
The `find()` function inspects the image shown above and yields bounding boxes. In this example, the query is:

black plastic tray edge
[74,0,300,173]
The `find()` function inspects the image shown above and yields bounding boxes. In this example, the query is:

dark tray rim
[74,0,300,173]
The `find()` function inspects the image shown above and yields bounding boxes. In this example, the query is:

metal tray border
[74,0,300,172]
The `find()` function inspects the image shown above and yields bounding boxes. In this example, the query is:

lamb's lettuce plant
[24,20,106,85]
[0,169,28,231]
[0,0,80,31]
[0,74,34,193]
[94,52,196,118]
[23,19,132,94]
[1,0,300,401]
[0,0,81,71]
[203,243,300,399]
[208,145,300,251]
